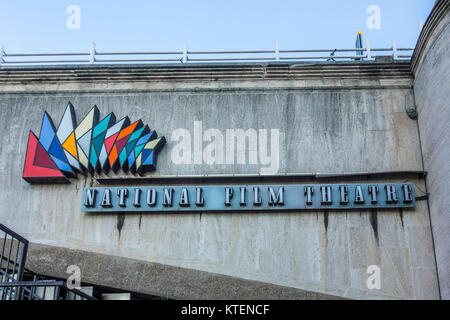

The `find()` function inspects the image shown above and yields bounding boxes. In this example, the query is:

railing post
[392,39,398,60]
[366,39,371,60]
[275,40,279,61]
[182,42,188,63]
[17,241,28,283]
[89,42,96,64]
[0,45,4,66]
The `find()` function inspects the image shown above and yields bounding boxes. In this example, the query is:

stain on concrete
[117,213,125,237]
[0,61,440,300]
[370,209,379,245]
[399,208,404,228]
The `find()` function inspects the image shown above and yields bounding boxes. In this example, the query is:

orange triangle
[109,145,118,165]
[62,132,78,158]
[117,121,139,140]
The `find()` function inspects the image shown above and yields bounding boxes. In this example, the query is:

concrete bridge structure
[0,0,448,300]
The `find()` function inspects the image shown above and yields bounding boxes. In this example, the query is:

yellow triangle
[144,138,162,150]
[136,152,142,169]
[75,108,95,139]
[78,147,89,168]
[63,132,78,158]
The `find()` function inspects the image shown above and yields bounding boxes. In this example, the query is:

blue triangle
[51,155,73,173]
[128,150,135,166]
[142,149,152,161]
[143,151,154,165]
[136,132,153,146]
[49,136,67,162]
[78,130,92,156]
[39,114,56,151]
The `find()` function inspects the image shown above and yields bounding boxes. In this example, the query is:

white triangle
[64,150,81,171]
[57,104,75,142]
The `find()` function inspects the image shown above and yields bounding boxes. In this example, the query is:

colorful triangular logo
[23,102,166,183]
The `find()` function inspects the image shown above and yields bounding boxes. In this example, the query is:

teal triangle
[134,144,145,157]
[126,141,136,155]
[93,114,112,138]
[93,133,106,154]
[129,127,145,142]
[90,144,98,166]
[119,149,127,165]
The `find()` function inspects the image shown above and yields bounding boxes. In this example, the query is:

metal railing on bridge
[0,40,414,66]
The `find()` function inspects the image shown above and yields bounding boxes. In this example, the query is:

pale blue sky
[0,0,434,53]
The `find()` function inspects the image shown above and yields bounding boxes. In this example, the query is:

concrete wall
[412,0,450,300]
[0,61,440,299]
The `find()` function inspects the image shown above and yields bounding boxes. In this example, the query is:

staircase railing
[0,223,96,300]
[0,223,28,284]
[0,281,94,300]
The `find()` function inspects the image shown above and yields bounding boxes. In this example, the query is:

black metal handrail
[0,223,96,300]
[0,223,28,283]
[0,281,96,300]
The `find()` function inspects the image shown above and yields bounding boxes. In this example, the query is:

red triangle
[105,133,118,154]
[115,136,129,154]
[23,131,67,182]
[34,140,58,169]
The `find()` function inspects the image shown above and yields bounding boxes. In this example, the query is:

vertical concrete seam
[412,86,442,299]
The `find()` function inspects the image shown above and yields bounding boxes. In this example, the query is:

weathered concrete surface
[26,242,342,300]
[0,61,413,88]
[411,0,450,299]
[0,61,439,299]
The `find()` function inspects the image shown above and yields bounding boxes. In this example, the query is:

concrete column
[411,0,450,299]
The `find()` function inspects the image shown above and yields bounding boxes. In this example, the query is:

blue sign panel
[82,183,415,213]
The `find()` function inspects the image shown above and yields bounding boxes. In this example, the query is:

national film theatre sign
[82,183,415,213]
[23,102,417,214]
